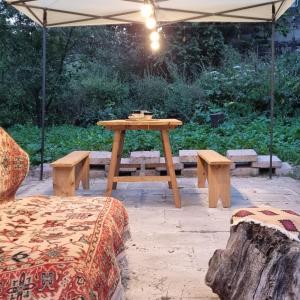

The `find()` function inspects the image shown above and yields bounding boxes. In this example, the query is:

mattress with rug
[0,196,130,300]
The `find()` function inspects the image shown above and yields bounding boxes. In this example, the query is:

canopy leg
[40,10,47,181]
[269,4,275,179]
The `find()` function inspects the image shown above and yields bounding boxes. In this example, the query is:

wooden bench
[51,151,90,196]
[197,150,231,208]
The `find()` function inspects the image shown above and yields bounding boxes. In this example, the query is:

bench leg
[75,163,82,190]
[82,156,90,190]
[208,165,231,208]
[197,156,207,188]
[53,167,75,197]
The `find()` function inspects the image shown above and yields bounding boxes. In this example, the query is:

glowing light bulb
[150,31,160,42]
[140,3,153,18]
[151,41,160,51]
[146,17,156,30]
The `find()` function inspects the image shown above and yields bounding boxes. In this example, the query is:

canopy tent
[6,0,294,26]
[5,0,295,179]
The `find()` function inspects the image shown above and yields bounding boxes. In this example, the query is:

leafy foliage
[8,116,300,166]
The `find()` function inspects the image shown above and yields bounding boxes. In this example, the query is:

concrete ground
[17,176,300,300]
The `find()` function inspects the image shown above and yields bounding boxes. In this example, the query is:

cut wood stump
[205,222,300,300]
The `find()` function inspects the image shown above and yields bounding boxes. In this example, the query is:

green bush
[8,116,300,166]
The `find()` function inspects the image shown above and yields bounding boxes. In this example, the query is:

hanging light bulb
[151,40,160,51]
[150,31,160,42]
[146,17,156,30]
[140,3,153,18]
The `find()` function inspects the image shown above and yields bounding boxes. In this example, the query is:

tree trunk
[205,222,300,300]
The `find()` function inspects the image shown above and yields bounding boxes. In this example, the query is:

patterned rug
[0,196,130,299]
[231,206,300,242]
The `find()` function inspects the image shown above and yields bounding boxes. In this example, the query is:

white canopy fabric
[6,0,294,27]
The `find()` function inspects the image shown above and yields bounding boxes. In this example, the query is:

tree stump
[205,222,300,300]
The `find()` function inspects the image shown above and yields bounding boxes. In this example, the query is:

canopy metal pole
[269,4,275,179]
[40,10,47,181]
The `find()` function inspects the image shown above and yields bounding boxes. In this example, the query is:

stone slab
[227,149,257,163]
[130,151,160,164]
[120,158,137,172]
[275,162,293,176]
[133,169,159,176]
[89,151,111,165]
[179,150,198,163]
[90,169,106,178]
[230,162,236,170]
[252,155,282,168]
[231,167,259,177]
[181,168,198,177]
[156,157,184,171]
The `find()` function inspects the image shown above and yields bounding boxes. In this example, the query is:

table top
[97,119,182,130]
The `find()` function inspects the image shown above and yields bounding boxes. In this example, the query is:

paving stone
[156,157,184,171]
[226,149,257,163]
[252,155,282,168]
[133,169,159,176]
[90,169,106,178]
[275,162,293,176]
[181,168,197,177]
[89,151,111,165]
[120,158,137,172]
[231,167,259,177]
[130,151,160,164]
[179,150,198,163]
[30,164,52,179]
[292,166,300,179]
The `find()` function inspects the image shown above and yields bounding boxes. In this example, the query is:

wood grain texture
[198,150,231,165]
[106,130,122,196]
[197,152,231,208]
[53,167,75,196]
[97,119,182,130]
[161,130,181,208]
[206,222,300,300]
[51,151,90,196]
[113,176,171,182]
[51,151,90,167]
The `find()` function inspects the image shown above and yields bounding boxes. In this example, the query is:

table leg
[112,130,125,190]
[106,130,122,196]
[161,131,172,189]
[161,130,181,208]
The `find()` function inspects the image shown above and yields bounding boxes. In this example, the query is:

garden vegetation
[1,2,299,165]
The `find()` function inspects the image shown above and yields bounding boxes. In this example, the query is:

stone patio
[17,176,300,300]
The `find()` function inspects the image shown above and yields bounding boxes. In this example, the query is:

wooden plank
[198,150,231,165]
[53,167,75,196]
[197,156,207,188]
[113,176,170,182]
[82,156,90,190]
[75,162,83,190]
[161,130,181,208]
[207,165,231,208]
[161,131,172,189]
[105,130,122,196]
[51,151,90,167]
[98,119,182,127]
[112,130,125,190]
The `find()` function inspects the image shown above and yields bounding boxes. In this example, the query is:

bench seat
[51,151,90,196]
[197,150,231,208]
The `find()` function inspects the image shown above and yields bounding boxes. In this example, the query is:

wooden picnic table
[97,119,182,208]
